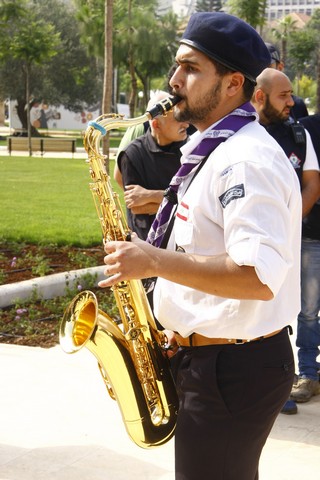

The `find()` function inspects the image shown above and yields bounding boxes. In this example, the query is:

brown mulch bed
[0,242,116,348]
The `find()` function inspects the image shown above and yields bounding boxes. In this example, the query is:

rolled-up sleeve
[220,156,301,296]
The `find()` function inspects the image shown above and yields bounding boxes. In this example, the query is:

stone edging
[0,265,106,308]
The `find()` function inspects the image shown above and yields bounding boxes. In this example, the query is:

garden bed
[0,242,117,348]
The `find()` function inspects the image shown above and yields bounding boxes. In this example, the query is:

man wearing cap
[265,42,309,119]
[252,68,320,414]
[99,12,301,480]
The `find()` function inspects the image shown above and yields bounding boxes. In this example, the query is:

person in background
[265,43,309,120]
[99,12,302,480]
[117,90,189,241]
[290,113,320,405]
[114,122,146,189]
[252,68,320,414]
[114,66,196,189]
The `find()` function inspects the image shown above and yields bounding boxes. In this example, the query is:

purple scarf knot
[147,102,258,247]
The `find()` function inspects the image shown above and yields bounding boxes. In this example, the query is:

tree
[75,0,180,116]
[0,0,60,155]
[227,0,267,30]
[271,15,298,67]
[0,0,103,139]
[306,9,320,112]
[287,29,316,97]
[74,0,105,58]
[196,0,223,12]
[129,10,181,111]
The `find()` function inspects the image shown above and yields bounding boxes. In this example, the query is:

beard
[173,79,222,124]
[263,94,290,124]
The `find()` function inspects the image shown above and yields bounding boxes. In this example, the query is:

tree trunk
[15,99,40,136]
[128,0,137,118]
[102,0,113,171]
[281,38,287,67]
[0,101,5,126]
[25,64,32,157]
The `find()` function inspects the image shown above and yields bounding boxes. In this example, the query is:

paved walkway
[0,343,319,480]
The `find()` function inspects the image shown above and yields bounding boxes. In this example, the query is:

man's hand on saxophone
[98,233,160,288]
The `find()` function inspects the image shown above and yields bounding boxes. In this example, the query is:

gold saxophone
[59,96,180,449]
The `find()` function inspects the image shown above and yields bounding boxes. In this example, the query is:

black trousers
[170,328,294,480]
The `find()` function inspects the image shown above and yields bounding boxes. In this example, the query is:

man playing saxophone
[99,12,301,480]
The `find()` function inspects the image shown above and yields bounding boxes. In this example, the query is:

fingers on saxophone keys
[98,271,121,288]
[103,262,117,277]
[104,241,117,254]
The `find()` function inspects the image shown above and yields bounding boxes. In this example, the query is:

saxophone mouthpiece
[147,95,182,120]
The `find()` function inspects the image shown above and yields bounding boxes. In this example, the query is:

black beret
[265,43,281,63]
[180,12,271,83]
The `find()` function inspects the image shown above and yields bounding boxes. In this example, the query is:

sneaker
[280,399,298,415]
[290,377,320,403]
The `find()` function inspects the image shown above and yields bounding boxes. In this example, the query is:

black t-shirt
[118,129,187,240]
[265,120,306,188]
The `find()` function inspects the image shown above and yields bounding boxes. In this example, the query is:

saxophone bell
[60,290,178,448]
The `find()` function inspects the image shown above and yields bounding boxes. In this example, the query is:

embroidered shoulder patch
[219,184,245,208]
[288,152,301,169]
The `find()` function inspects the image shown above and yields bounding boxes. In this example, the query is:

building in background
[157,0,320,19]
[267,0,320,21]
[171,0,197,17]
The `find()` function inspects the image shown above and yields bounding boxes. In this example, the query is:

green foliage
[0,0,102,120]
[74,0,105,58]
[0,1,60,68]
[307,7,320,32]
[0,0,180,119]
[0,273,119,344]
[288,30,317,76]
[74,0,181,112]
[270,9,320,112]
[293,75,317,111]
[9,21,60,66]
[67,250,99,269]
[227,0,267,29]
[272,15,298,41]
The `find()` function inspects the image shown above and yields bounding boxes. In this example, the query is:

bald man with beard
[252,68,320,414]
[252,68,319,219]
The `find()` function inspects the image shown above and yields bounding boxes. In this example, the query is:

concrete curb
[0,265,106,308]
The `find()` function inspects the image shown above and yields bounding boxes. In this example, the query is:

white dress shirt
[154,120,302,339]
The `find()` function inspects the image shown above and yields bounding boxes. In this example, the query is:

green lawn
[1,155,125,246]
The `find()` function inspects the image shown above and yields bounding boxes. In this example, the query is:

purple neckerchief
[146,102,258,247]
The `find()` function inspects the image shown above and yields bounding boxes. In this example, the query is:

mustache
[172,91,185,101]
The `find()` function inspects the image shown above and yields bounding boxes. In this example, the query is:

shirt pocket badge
[175,201,193,247]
